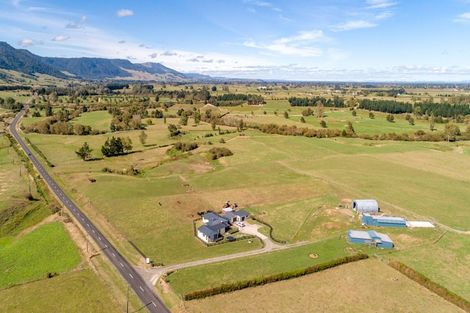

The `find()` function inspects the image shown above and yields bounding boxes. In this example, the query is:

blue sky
[1,0,470,81]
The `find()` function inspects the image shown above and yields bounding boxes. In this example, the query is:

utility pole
[126,284,129,313]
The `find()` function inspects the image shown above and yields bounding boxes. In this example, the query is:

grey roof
[348,230,372,240]
[223,212,237,220]
[234,210,249,218]
[373,216,406,223]
[198,225,219,237]
[352,199,379,210]
[376,232,393,243]
[206,220,229,231]
[203,212,221,221]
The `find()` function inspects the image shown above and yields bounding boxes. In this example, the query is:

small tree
[408,117,415,125]
[76,142,92,160]
[320,120,327,128]
[346,121,355,136]
[352,110,357,117]
[369,111,375,119]
[300,117,306,123]
[139,130,148,145]
[444,123,461,141]
[179,114,188,126]
[429,115,435,131]
[316,101,324,118]
[386,114,395,123]
[284,111,289,119]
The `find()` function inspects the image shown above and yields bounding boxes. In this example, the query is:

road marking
[98,236,102,241]
[112,253,116,257]
[120,262,124,267]
[139,286,144,292]
[153,303,157,308]
[129,273,134,279]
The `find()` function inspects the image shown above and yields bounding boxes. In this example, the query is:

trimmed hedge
[183,254,368,300]
[389,261,470,312]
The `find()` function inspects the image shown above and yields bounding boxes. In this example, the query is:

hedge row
[250,216,287,244]
[184,253,369,301]
[389,261,470,312]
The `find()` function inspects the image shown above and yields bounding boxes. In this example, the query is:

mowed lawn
[0,222,81,289]
[0,269,122,313]
[166,238,364,296]
[184,259,465,313]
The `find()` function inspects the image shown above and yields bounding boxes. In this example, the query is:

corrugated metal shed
[362,214,407,228]
[352,199,379,213]
[347,230,394,249]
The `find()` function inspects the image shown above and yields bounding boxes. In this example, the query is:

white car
[236,222,245,227]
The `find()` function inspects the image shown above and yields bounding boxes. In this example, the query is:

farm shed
[352,199,379,213]
[362,214,407,228]
[348,230,394,249]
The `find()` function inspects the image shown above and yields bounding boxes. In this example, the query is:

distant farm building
[348,230,394,249]
[362,214,406,228]
[352,199,380,213]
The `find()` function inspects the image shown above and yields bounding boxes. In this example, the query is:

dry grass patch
[185,259,465,313]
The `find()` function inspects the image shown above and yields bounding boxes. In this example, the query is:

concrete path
[136,222,308,286]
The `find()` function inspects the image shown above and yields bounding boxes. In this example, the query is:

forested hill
[0,41,187,81]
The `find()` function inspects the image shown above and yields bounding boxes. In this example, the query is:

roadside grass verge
[0,269,122,313]
[0,222,81,289]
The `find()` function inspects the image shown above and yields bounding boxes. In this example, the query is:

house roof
[223,212,237,220]
[203,212,221,221]
[234,210,249,218]
[198,225,219,237]
[206,220,229,231]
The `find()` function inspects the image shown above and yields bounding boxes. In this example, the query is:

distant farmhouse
[348,230,394,249]
[197,209,250,243]
[352,199,380,213]
[362,213,407,228]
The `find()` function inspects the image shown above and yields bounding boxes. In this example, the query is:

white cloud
[244,0,282,12]
[244,30,324,57]
[375,11,393,20]
[331,20,377,32]
[118,40,126,44]
[52,35,70,42]
[366,0,397,9]
[18,38,34,47]
[455,12,470,23]
[66,15,86,29]
[149,53,158,59]
[117,9,134,17]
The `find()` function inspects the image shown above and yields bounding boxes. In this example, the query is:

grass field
[0,269,122,313]
[0,222,81,289]
[184,259,464,313]
[72,110,113,132]
[15,86,470,309]
[166,237,364,296]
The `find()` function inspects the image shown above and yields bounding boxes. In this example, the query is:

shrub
[174,142,198,152]
[208,147,233,160]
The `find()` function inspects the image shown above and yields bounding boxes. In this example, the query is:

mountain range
[0,41,201,81]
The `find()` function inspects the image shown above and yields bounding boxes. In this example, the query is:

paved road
[9,109,170,313]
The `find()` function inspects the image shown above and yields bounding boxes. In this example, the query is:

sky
[1,0,470,81]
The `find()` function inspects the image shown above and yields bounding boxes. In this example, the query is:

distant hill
[0,42,189,81]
